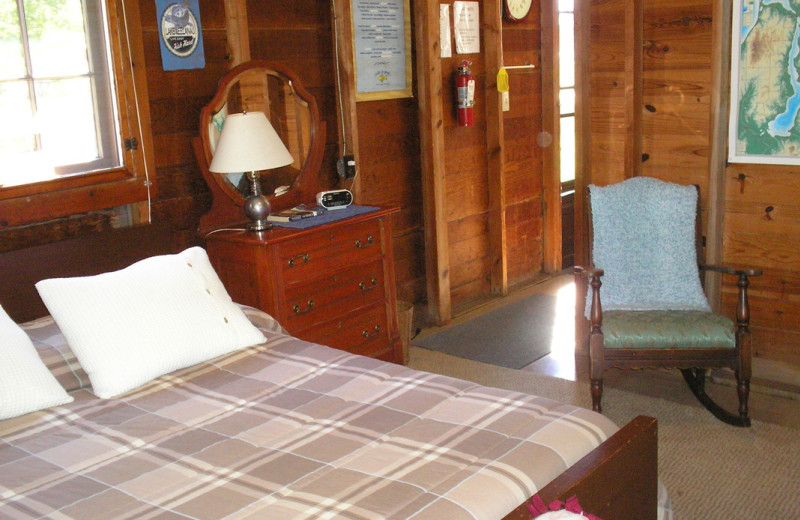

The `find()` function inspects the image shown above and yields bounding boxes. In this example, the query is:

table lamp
[208,111,294,231]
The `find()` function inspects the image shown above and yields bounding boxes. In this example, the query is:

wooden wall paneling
[246,2,340,198]
[507,197,544,282]
[414,0,452,324]
[640,2,712,193]
[224,0,250,65]
[440,56,489,307]
[574,0,591,266]
[139,0,227,247]
[484,0,508,295]
[705,0,733,311]
[356,96,425,304]
[623,0,643,178]
[589,2,626,188]
[501,9,544,285]
[540,0,561,273]
[332,0,363,198]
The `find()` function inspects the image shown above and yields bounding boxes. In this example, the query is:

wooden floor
[414,273,800,429]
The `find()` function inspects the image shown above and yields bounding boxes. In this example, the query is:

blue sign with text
[157,0,205,71]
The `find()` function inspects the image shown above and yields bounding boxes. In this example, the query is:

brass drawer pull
[362,324,381,338]
[358,278,379,292]
[288,253,310,267]
[292,299,315,314]
[354,235,374,249]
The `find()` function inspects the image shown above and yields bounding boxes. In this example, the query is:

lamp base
[243,171,272,232]
[246,218,272,232]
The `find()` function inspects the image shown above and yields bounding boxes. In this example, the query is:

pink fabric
[527,494,603,520]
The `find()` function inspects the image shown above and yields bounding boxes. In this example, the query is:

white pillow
[36,247,266,398]
[0,304,73,420]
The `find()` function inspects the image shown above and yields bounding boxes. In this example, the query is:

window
[0,0,153,227]
[558,0,575,192]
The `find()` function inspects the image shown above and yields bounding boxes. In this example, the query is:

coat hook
[735,173,747,194]
[763,206,774,220]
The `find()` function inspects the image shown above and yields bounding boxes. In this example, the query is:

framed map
[729,0,800,164]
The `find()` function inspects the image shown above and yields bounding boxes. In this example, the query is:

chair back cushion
[588,177,710,314]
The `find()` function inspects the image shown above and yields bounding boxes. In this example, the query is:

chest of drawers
[205,207,403,363]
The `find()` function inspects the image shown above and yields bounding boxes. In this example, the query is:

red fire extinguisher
[455,60,475,127]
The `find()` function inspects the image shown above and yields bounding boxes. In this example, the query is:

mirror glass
[207,69,311,197]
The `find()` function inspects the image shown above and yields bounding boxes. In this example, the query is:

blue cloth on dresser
[587,177,711,316]
[270,205,379,229]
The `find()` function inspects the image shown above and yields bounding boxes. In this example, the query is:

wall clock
[503,0,533,23]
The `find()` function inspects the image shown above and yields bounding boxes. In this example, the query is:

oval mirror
[195,60,326,234]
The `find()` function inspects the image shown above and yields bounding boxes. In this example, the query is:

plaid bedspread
[1,331,618,519]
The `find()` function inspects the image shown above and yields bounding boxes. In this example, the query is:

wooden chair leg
[591,378,603,412]
[736,371,750,420]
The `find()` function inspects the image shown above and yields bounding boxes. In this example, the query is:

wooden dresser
[205,207,403,363]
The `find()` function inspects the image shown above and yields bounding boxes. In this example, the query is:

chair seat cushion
[602,310,735,350]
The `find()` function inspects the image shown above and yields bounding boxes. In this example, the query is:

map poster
[729,0,800,164]
[352,0,412,101]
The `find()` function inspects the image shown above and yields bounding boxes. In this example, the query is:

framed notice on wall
[352,0,412,101]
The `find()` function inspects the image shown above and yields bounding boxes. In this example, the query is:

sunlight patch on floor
[549,281,575,359]
[521,281,580,381]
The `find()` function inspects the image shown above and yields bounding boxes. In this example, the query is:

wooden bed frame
[0,224,659,520]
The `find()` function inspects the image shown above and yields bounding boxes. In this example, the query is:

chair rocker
[574,177,762,427]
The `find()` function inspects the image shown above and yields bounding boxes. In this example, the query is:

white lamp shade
[208,111,294,174]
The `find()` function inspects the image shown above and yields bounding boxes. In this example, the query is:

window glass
[0,3,26,78]
[0,0,120,188]
[559,12,574,88]
[560,87,575,116]
[560,116,575,184]
[558,0,573,11]
[25,0,90,77]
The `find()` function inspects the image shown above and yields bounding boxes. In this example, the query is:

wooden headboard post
[0,223,175,323]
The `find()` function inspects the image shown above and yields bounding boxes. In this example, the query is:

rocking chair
[574,177,762,427]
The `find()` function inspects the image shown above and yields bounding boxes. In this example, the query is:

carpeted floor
[409,346,800,520]
[413,293,557,369]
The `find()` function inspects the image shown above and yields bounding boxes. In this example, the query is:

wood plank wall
[246,1,340,197]
[140,0,226,248]
[432,0,545,312]
[362,0,546,313]
[501,8,544,288]
[590,0,800,366]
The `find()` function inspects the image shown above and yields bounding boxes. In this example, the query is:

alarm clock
[316,189,353,210]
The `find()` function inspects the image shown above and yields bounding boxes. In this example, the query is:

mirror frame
[194,60,326,234]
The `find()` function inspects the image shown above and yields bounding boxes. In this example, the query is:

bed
[0,224,664,520]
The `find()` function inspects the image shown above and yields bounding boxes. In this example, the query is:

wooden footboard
[504,415,658,520]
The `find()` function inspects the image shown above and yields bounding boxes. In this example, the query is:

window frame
[0,0,154,228]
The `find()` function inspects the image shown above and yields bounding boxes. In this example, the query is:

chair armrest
[574,265,604,278]
[701,264,761,331]
[700,264,762,277]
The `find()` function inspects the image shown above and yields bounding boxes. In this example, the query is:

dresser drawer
[277,218,383,283]
[283,259,385,331]
[299,303,390,358]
